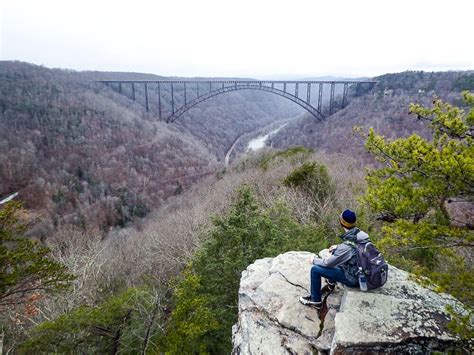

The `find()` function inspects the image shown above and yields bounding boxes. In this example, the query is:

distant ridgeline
[271,70,474,158]
[374,70,474,94]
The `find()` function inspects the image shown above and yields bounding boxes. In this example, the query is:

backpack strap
[363,242,373,253]
[343,240,356,248]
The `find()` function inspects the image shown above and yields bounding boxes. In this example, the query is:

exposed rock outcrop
[232,251,472,354]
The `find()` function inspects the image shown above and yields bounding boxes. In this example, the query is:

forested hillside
[273,71,474,161]
[0,61,301,233]
[1,63,472,352]
[0,62,217,233]
[5,146,368,352]
[9,91,472,351]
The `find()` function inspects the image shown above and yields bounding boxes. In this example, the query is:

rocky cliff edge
[232,251,472,354]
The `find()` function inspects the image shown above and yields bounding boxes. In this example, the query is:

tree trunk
[141,299,161,355]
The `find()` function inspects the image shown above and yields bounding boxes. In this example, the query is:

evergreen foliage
[0,201,73,308]
[283,161,334,202]
[21,287,163,354]
[162,183,332,353]
[160,270,219,354]
[361,92,473,335]
[257,146,313,170]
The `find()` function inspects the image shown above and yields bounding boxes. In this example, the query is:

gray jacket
[313,228,370,284]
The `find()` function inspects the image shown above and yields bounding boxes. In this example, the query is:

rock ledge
[232,251,471,354]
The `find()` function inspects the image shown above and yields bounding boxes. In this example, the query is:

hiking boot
[321,282,336,296]
[299,295,322,310]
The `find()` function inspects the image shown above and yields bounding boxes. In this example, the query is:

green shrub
[162,185,331,353]
[283,161,334,202]
[257,146,313,170]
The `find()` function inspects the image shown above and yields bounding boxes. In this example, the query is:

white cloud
[2,0,473,77]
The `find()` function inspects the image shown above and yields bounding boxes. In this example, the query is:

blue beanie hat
[339,209,356,228]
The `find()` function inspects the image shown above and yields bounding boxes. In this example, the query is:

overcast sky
[1,0,473,78]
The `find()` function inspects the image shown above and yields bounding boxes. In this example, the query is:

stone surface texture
[232,251,471,354]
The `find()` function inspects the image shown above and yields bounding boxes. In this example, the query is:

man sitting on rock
[299,209,369,310]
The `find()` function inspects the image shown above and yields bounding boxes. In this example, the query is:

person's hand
[308,255,315,264]
[329,245,337,254]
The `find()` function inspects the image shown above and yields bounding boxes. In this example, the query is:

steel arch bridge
[98,79,377,123]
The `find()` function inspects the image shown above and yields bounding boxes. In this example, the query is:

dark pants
[310,265,358,302]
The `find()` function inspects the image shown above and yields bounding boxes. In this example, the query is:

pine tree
[162,184,331,353]
[361,92,473,333]
[0,201,74,308]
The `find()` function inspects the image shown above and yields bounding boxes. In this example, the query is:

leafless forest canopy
[0,61,302,234]
[1,61,472,352]
[1,62,472,237]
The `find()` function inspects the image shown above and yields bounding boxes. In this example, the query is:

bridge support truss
[99,79,377,123]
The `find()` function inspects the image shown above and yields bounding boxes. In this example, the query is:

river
[247,123,288,151]
[224,122,288,166]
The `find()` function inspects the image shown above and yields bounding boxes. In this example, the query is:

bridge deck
[98,79,378,84]
[98,79,377,122]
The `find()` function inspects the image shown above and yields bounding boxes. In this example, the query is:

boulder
[232,251,472,354]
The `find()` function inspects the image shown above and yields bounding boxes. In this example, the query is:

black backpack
[355,241,388,290]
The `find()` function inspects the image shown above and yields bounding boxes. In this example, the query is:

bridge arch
[99,79,378,123]
[166,84,324,123]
